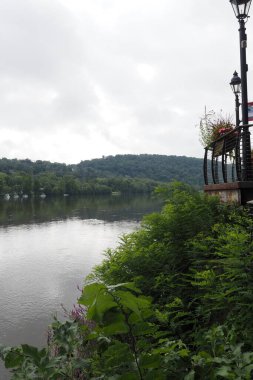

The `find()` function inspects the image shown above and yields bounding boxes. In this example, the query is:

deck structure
[203,124,253,204]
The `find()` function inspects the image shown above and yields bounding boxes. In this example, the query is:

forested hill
[0,154,203,187]
[76,155,203,186]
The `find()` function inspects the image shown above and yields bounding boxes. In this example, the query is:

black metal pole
[235,93,242,180]
[235,93,240,127]
[239,19,248,125]
[239,18,251,180]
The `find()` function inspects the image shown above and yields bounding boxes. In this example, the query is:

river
[0,194,162,378]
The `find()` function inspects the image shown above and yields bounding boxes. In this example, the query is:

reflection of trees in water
[0,195,163,226]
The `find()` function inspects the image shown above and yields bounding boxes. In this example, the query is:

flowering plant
[211,126,234,141]
[218,127,234,135]
[199,110,235,147]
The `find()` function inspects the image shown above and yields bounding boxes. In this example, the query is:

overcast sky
[0,0,252,164]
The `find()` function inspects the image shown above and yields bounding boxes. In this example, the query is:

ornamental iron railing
[203,124,253,185]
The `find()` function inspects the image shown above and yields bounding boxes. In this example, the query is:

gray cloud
[0,0,252,163]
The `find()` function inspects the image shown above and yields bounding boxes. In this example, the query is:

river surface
[0,194,162,378]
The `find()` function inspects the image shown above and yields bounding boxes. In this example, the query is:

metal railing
[203,124,253,185]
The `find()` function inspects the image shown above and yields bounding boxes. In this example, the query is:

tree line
[0,172,161,197]
[0,154,204,197]
[76,154,203,186]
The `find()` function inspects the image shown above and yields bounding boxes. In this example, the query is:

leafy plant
[0,315,92,379]
[199,109,235,147]
[2,183,253,379]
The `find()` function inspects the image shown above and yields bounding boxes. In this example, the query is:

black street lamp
[230,0,252,180]
[230,71,241,126]
[230,0,252,19]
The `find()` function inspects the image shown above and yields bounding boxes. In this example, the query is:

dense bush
[2,183,253,379]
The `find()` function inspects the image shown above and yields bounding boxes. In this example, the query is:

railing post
[211,144,216,184]
[222,137,227,182]
[241,128,252,180]
[235,129,242,180]
[204,148,208,185]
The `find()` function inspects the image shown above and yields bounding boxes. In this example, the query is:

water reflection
[0,195,163,379]
[0,194,162,226]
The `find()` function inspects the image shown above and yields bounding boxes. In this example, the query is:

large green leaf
[139,353,161,369]
[184,370,195,380]
[79,282,106,306]
[108,282,141,294]
[132,321,157,336]
[103,341,134,368]
[79,283,117,322]
[101,311,129,335]
[4,349,23,368]
[115,290,151,317]
[215,366,231,377]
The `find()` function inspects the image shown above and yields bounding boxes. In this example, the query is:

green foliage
[0,318,91,379]
[76,154,204,187]
[0,171,161,197]
[0,154,204,196]
[91,182,225,303]
[3,183,253,379]
[190,326,253,379]
[78,282,191,379]
[188,214,253,342]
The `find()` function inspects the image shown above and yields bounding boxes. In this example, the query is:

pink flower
[218,127,233,135]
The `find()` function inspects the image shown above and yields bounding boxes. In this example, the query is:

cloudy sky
[0,0,252,164]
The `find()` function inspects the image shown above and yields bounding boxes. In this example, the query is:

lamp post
[230,0,252,180]
[230,71,241,127]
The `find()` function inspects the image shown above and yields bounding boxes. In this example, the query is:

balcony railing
[203,124,253,185]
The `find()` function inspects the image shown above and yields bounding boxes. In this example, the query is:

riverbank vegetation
[0,155,203,197]
[2,183,253,379]
[0,171,160,197]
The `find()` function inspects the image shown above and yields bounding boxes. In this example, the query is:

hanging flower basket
[212,127,234,141]
[199,110,235,149]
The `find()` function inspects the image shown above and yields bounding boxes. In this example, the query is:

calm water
[0,194,162,378]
